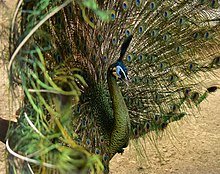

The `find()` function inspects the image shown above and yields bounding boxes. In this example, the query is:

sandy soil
[109,89,220,174]
[0,1,18,173]
[0,1,220,174]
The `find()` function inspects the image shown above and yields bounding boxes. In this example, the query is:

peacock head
[109,60,129,82]
[108,34,132,83]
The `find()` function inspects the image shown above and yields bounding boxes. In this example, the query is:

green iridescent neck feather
[88,61,131,159]
[107,69,130,158]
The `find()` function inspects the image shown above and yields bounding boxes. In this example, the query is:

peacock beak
[112,71,119,79]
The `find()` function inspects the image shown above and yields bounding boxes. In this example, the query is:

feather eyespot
[145,122,150,131]
[103,55,107,62]
[122,1,128,11]
[159,63,163,69]
[112,36,117,45]
[93,54,96,62]
[193,32,199,39]
[150,2,156,10]
[164,11,168,17]
[76,105,80,113]
[204,32,209,39]
[139,55,143,61]
[139,26,143,32]
[103,154,108,161]
[211,0,218,8]
[86,139,91,145]
[163,10,172,19]
[168,74,178,83]
[151,29,159,38]
[138,26,144,34]
[136,0,141,6]
[95,149,100,154]
[184,89,190,97]
[127,54,132,61]
[164,34,167,40]
[125,29,131,36]
[97,34,103,42]
[133,128,138,137]
[212,57,220,66]
[56,54,61,63]
[171,104,178,112]
[189,63,194,70]
[191,92,199,102]
[110,10,116,21]
[177,17,187,26]
[163,33,171,42]
[175,45,184,53]
[111,13,115,19]
[90,17,94,23]
[76,139,81,145]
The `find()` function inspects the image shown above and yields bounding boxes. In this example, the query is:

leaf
[82,0,98,10]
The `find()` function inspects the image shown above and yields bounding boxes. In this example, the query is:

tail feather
[7,0,220,173]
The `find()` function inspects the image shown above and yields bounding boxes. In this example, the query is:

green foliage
[81,0,110,21]
[7,0,106,173]
[7,47,103,173]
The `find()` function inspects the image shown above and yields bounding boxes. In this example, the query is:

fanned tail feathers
[9,0,220,173]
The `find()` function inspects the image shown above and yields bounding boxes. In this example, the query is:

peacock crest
[2,0,220,173]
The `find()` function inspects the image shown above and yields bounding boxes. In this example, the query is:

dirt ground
[109,89,220,174]
[0,1,220,174]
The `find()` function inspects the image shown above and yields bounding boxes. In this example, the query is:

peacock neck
[87,68,131,160]
[107,70,130,158]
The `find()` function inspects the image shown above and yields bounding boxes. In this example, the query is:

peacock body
[6,0,220,173]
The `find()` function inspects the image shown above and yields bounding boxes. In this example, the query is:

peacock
[1,0,220,173]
